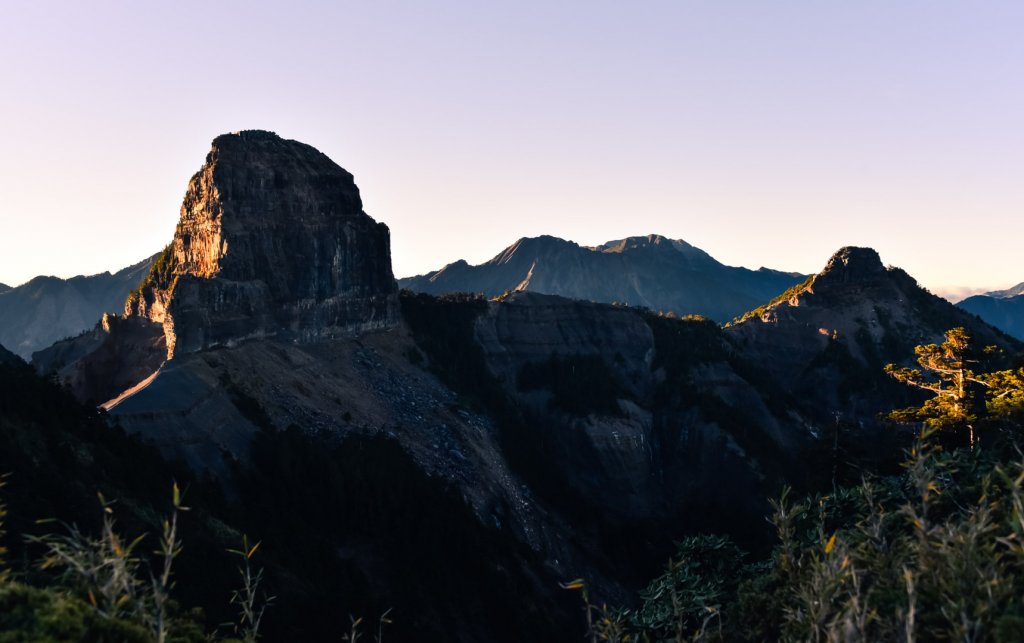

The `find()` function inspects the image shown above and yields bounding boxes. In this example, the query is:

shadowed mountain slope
[399,234,806,322]
[0,255,156,358]
[958,284,1024,340]
[0,342,19,364]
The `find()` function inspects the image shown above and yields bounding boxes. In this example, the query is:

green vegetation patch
[573,443,1024,643]
[125,243,178,311]
[728,274,815,326]
[0,582,152,643]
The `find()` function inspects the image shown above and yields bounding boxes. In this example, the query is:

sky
[0,1,1022,297]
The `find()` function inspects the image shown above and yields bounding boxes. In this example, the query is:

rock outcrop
[35,130,400,404]
[814,246,888,286]
[399,233,806,322]
[126,130,398,357]
[727,246,1020,422]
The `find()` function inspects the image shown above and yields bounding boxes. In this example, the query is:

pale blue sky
[0,1,1021,297]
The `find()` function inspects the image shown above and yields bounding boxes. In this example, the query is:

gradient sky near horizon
[1,1,1022,297]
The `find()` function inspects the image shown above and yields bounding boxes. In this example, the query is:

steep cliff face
[127,130,398,357]
[467,292,799,540]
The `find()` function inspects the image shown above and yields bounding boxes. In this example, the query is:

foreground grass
[571,436,1024,642]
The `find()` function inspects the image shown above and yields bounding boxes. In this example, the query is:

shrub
[576,437,1024,642]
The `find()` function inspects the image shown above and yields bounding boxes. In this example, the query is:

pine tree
[885,328,991,448]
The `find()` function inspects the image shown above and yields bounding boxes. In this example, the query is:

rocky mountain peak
[591,234,719,266]
[985,282,1024,299]
[487,236,579,265]
[127,130,398,357]
[814,246,886,287]
[593,234,672,253]
[727,245,1018,402]
[401,233,807,321]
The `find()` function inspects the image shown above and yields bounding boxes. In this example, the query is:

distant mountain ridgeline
[983,282,1024,299]
[0,255,158,359]
[957,282,1024,340]
[0,342,18,364]
[399,234,808,322]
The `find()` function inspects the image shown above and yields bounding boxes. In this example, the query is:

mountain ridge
[958,291,1024,340]
[0,254,158,358]
[984,281,1024,299]
[400,233,806,322]
[0,341,19,364]
[726,246,1019,422]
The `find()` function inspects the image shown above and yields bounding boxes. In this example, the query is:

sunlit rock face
[127,130,398,356]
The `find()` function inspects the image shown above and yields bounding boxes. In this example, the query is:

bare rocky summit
[36,131,400,402]
[125,130,398,358]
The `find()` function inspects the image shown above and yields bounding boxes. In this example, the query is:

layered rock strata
[126,130,398,357]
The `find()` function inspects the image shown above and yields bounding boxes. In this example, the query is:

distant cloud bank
[932,285,994,303]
